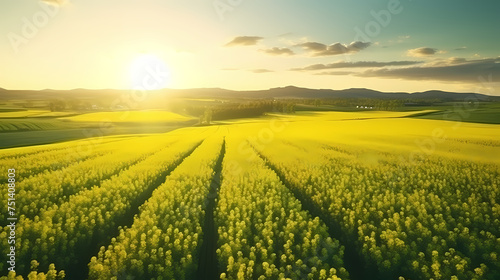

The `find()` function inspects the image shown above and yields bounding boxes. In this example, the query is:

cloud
[41,0,67,6]
[260,47,294,56]
[348,41,372,52]
[314,71,357,76]
[432,57,467,65]
[407,47,438,57]
[358,57,500,82]
[225,36,263,47]
[250,69,274,73]
[298,41,371,56]
[291,60,421,71]
[299,42,327,52]
[454,46,467,51]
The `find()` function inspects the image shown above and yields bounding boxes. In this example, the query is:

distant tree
[49,100,66,111]
[200,109,213,125]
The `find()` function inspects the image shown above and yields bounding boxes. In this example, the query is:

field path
[196,140,225,280]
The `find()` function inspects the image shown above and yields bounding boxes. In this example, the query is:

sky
[1,0,499,95]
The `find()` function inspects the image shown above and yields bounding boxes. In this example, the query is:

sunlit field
[0,110,51,118]
[1,111,498,280]
[62,111,193,123]
[3,0,500,279]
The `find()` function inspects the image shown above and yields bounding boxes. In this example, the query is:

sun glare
[129,54,171,90]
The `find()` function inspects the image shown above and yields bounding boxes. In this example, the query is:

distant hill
[0,86,496,101]
[232,86,494,101]
[408,90,490,100]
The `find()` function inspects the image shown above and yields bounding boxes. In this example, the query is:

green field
[1,110,499,280]
[297,102,500,125]
[0,118,74,132]
[0,110,192,132]
[0,110,197,149]
[414,102,500,124]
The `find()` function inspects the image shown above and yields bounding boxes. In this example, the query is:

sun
[129,54,171,90]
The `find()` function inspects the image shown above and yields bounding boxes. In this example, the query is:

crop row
[88,136,224,279]
[1,136,180,222]
[0,136,161,185]
[258,139,500,279]
[0,135,204,275]
[215,138,349,280]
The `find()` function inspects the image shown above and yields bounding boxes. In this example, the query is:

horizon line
[0,86,496,96]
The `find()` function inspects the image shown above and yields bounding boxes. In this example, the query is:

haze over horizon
[1,0,499,95]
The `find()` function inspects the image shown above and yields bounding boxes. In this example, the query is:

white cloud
[260,47,294,56]
[225,36,263,47]
[298,41,371,56]
[407,47,438,57]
